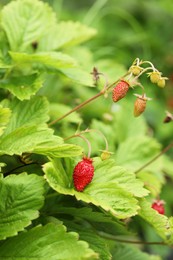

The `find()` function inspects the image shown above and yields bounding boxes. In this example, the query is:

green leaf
[111,242,161,260]
[0,105,11,136]
[3,96,50,135]
[137,171,164,197]
[77,230,111,260]
[60,67,94,86]
[33,143,83,158]
[0,173,45,240]
[0,96,64,156]
[139,198,173,245]
[44,158,148,219]
[0,125,60,156]
[47,205,129,235]
[0,223,98,260]
[1,73,44,100]
[93,158,149,198]
[10,51,77,70]
[0,97,82,157]
[115,136,162,173]
[38,21,97,51]
[1,0,57,52]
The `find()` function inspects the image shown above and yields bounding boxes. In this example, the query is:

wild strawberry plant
[0,0,173,259]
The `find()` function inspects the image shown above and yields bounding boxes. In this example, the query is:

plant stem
[135,142,173,174]
[77,134,92,158]
[98,231,168,246]
[48,91,103,126]
[48,72,129,126]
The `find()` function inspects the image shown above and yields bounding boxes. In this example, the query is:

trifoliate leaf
[0,223,98,260]
[0,173,45,240]
[44,158,148,219]
[38,21,97,51]
[1,0,57,52]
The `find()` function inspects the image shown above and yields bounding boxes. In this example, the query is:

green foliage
[0,173,45,240]
[0,223,98,260]
[111,243,161,260]
[44,158,148,219]
[0,0,172,259]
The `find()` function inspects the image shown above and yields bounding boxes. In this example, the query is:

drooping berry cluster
[111,58,168,117]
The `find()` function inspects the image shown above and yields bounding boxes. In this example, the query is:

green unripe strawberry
[148,71,161,84]
[157,77,167,88]
[129,65,143,76]
[100,150,112,160]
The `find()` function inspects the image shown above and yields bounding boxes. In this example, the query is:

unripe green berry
[100,150,112,160]
[129,65,142,76]
[149,71,161,84]
[157,77,166,88]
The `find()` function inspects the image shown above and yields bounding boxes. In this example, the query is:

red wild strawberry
[151,199,165,215]
[73,157,94,192]
[112,80,130,102]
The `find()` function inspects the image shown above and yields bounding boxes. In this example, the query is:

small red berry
[151,200,165,215]
[73,157,94,192]
[112,80,130,102]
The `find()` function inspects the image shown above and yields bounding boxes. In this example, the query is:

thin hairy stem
[135,142,173,174]
[48,91,103,126]
[64,131,92,158]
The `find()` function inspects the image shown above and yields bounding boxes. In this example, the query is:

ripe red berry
[112,80,130,102]
[151,200,165,215]
[73,157,94,192]
[134,96,147,117]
